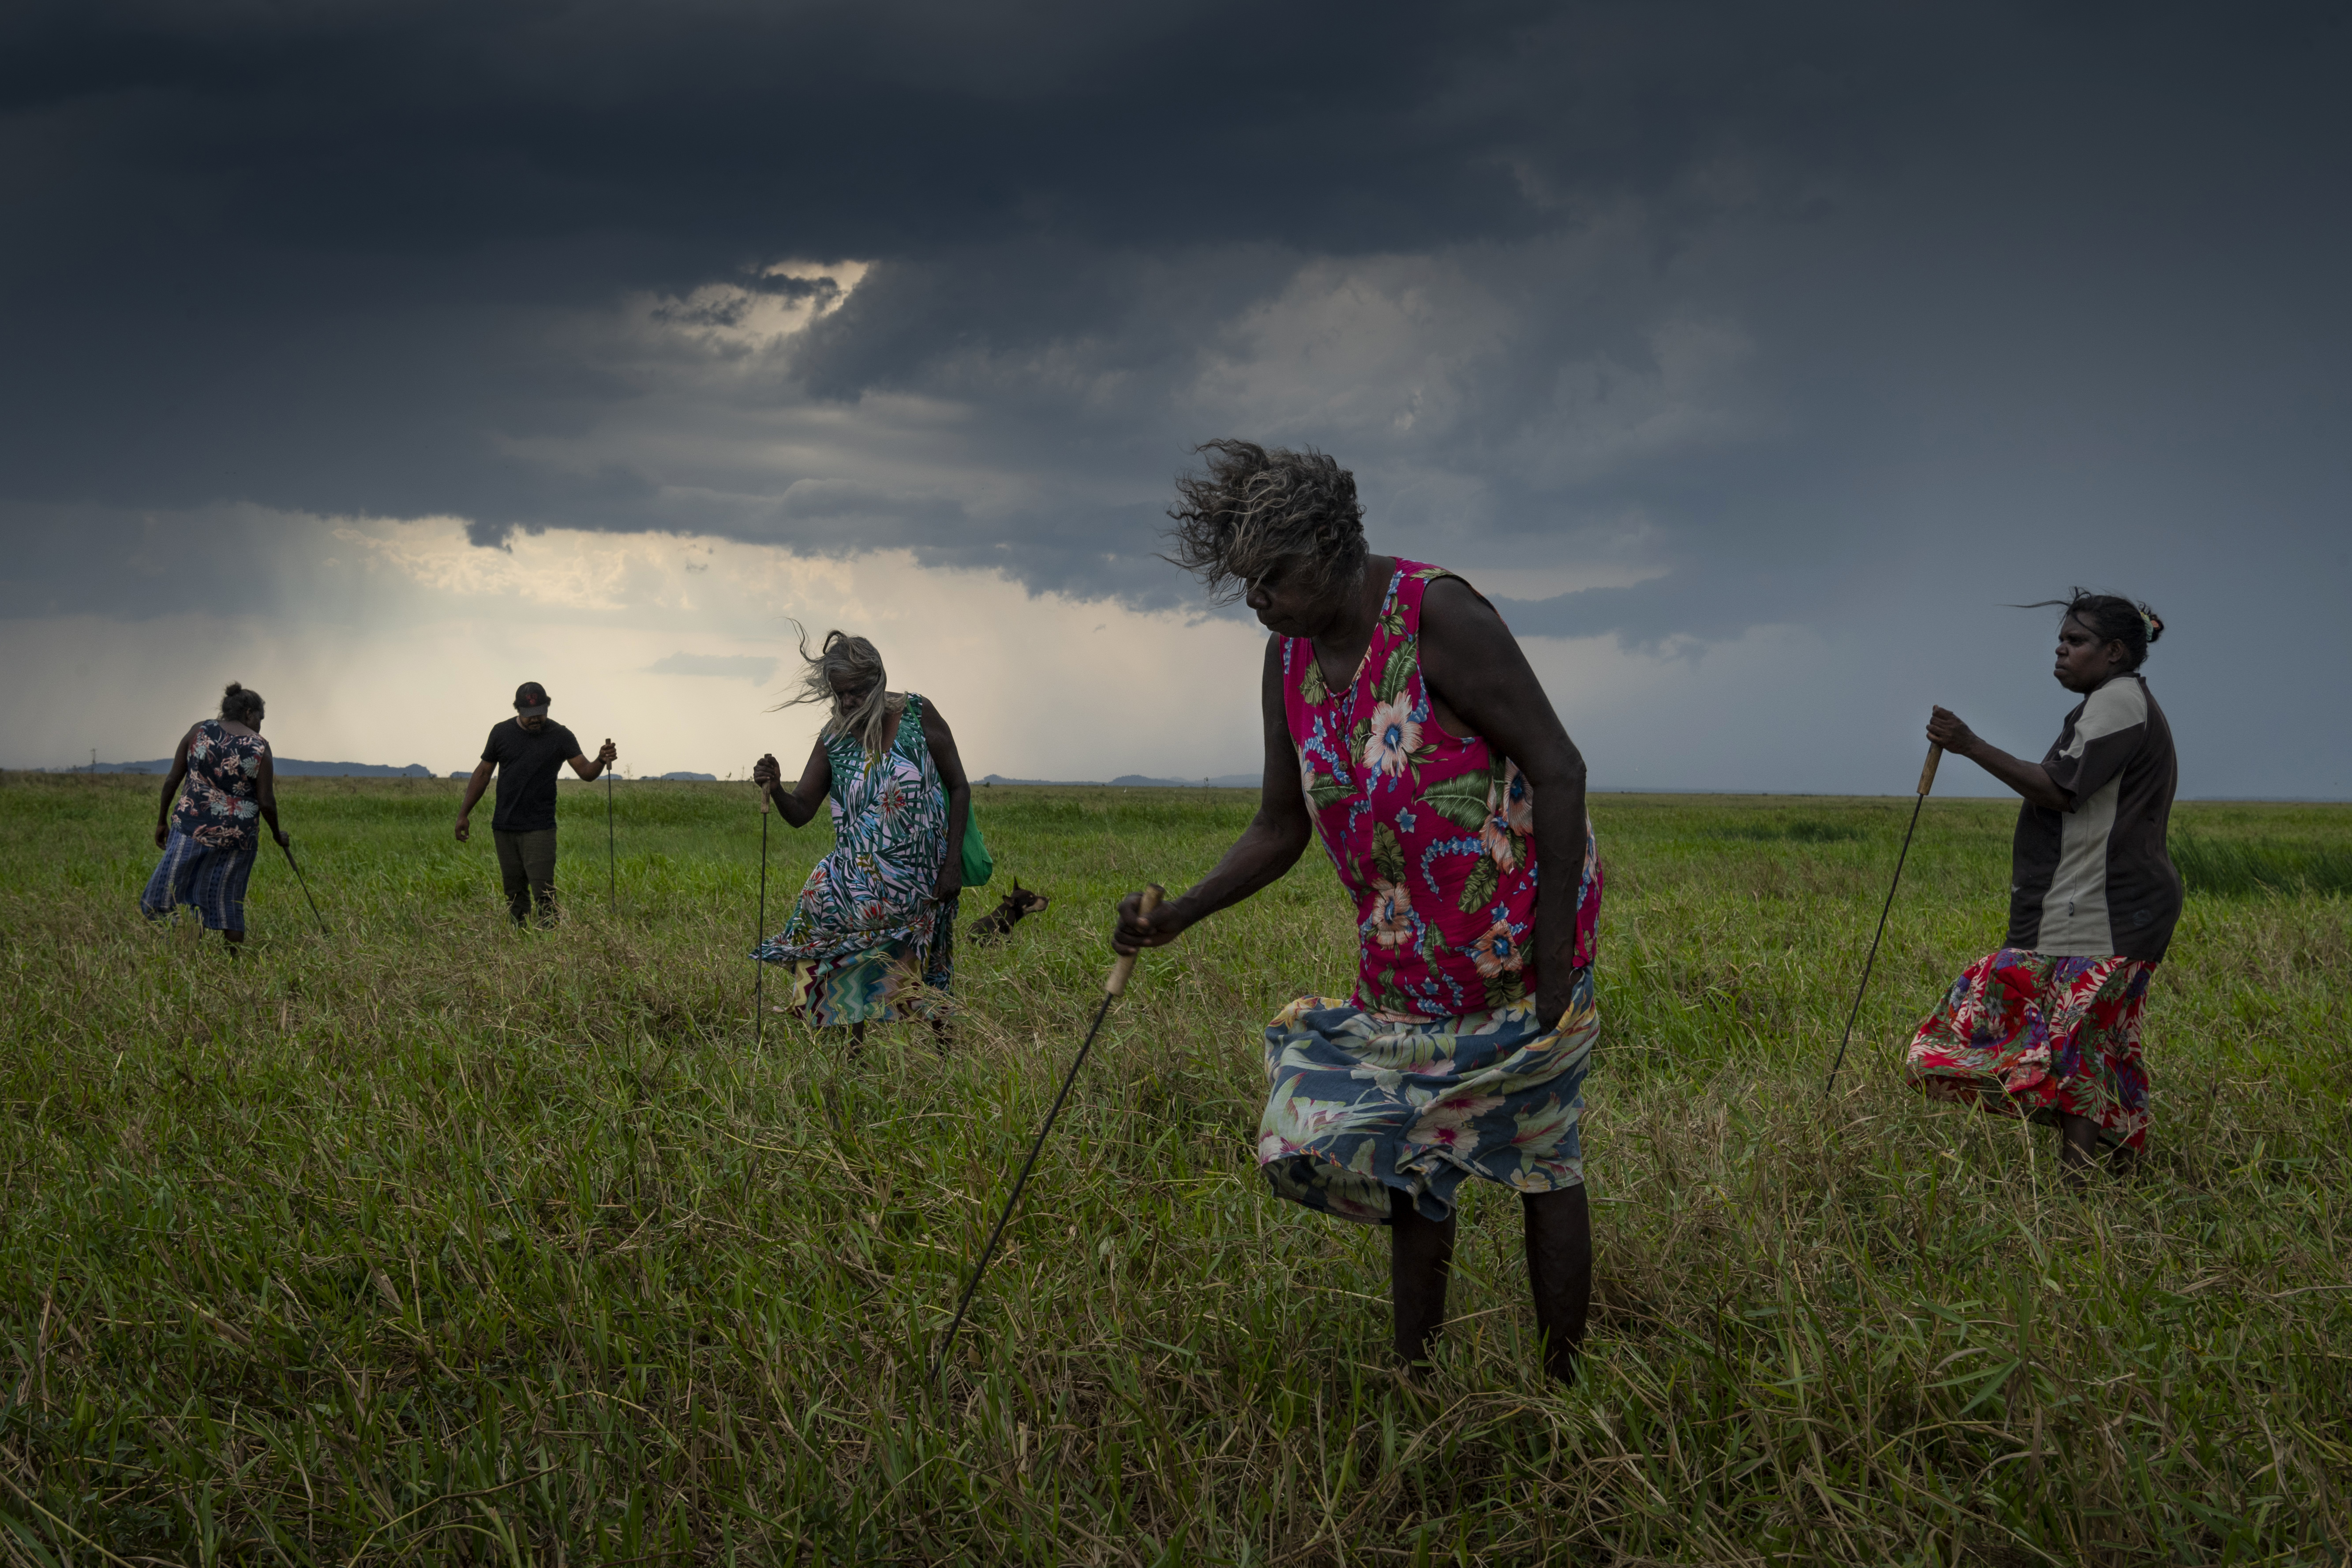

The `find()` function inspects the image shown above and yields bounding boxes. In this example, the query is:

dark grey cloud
[2,0,2348,666]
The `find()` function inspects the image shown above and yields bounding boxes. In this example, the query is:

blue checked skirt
[142,830,258,932]
[1257,967,1598,1225]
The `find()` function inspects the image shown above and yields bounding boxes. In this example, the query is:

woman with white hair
[1112,440,1605,1386]
[751,629,972,1047]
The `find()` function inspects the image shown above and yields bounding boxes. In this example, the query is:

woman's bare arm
[153,726,195,849]
[753,738,833,828]
[1927,707,2070,810]
[255,746,287,845]
[1419,577,1588,1030]
[921,700,971,898]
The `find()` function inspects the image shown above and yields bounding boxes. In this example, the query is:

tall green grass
[1,775,2347,1564]
[2172,830,2352,898]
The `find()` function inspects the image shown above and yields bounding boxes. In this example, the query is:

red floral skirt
[1903,948,2155,1151]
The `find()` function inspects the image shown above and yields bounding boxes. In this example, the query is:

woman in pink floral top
[1114,441,1603,1386]
[141,682,290,948]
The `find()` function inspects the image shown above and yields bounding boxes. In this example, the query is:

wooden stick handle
[1107,885,1165,998]
[1918,743,1943,797]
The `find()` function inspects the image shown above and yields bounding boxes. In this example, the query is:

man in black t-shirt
[454,682,618,924]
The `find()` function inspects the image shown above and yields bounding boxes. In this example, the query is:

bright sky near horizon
[3,4,2347,797]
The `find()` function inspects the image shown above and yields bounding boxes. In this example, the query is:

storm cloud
[3,0,2348,790]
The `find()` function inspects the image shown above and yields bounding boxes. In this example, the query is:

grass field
[2,773,2348,1565]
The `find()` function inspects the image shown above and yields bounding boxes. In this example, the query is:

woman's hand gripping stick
[1105,883,1160,998]
[753,764,772,1048]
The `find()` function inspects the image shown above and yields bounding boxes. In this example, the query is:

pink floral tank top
[1283,560,1602,1020]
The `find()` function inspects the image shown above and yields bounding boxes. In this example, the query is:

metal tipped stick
[1825,743,1942,1096]
[930,884,1164,1388]
[278,838,330,939]
[754,782,772,1050]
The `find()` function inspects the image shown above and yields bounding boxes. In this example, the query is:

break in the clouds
[2,1,2348,793]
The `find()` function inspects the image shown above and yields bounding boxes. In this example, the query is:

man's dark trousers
[494,828,559,925]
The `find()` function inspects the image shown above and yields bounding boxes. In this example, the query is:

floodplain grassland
[0,772,2348,1566]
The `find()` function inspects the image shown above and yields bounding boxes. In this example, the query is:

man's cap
[513,681,551,717]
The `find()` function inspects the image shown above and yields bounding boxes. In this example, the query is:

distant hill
[978,772,1258,789]
[1110,773,1262,789]
[442,770,726,782]
[85,758,432,777]
[278,760,434,778]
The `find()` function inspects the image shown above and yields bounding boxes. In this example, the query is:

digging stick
[1824,743,1941,1096]
[930,884,1165,1388]
[279,838,330,939]
[754,782,771,1050]
[607,772,617,916]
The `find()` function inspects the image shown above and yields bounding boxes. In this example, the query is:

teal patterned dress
[753,695,957,1026]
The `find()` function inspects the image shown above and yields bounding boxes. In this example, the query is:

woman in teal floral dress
[1114,441,1603,1386]
[753,631,971,1047]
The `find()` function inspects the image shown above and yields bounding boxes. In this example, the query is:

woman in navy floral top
[141,682,290,947]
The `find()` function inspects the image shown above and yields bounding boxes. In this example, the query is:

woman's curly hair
[1162,440,1368,606]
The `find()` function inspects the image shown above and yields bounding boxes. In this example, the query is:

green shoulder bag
[959,811,994,887]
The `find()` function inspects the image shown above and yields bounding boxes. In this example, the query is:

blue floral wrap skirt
[1257,967,1597,1224]
[141,830,258,933]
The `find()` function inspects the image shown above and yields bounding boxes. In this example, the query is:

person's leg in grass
[925,896,957,1053]
[202,842,257,955]
[1390,1188,1455,1372]
[1524,1185,1591,1385]
[493,830,531,924]
[2058,1111,2139,1186]
[2057,1111,2100,1186]
[519,828,559,928]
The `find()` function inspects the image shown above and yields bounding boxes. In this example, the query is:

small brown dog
[968,881,1050,943]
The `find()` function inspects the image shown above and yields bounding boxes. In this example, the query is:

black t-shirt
[481,719,582,833]
[2005,674,2183,962]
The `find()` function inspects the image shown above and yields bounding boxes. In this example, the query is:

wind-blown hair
[2016,588,2167,671]
[219,682,265,725]
[1163,440,1368,606]
[772,626,902,759]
